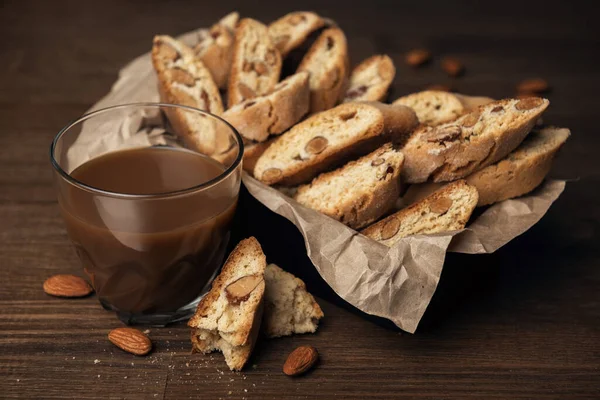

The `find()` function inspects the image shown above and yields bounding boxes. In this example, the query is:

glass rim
[50,102,244,199]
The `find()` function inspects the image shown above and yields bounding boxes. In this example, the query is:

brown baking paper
[67,27,566,333]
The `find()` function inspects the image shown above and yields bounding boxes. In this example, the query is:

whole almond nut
[490,105,504,113]
[430,197,453,214]
[170,67,196,87]
[224,274,263,305]
[283,345,318,376]
[305,136,328,154]
[515,97,544,111]
[371,157,385,166]
[339,110,357,121]
[462,111,480,128]
[423,125,461,143]
[441,57,464,77]
[43,274,93,298]
[262,168,282,182]
[238,82,256,100]
[380,218,401,240]
[406,48,431,67]
[516,78,549,94]
[108,328,152,356]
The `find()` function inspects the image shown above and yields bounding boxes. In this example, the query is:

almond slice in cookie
[362,180,478,247]
[344,55,396,103]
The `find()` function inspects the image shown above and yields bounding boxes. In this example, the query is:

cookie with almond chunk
[361,180,478,247]
[228,18,282,107]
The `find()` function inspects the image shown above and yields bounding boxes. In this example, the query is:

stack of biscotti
[151,11,399,166]
[189,238,323,370]
[150,11,569,246]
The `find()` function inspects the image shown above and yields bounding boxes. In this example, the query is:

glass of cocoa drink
[50,103,243,325]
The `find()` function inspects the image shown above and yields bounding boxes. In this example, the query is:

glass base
[100,294,204,327]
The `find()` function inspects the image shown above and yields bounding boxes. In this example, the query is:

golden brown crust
[297,27,349,113]
[228,18,282,107]
[465,127,570,206]
[401,98,550,183]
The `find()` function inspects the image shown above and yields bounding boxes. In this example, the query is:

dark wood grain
[1,0,599,398]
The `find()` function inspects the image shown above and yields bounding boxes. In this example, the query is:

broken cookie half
[263,264,324,338]
[188,237,267,371]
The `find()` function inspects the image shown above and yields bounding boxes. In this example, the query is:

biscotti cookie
[344,55,396,102]
[393,90,494,126]
[297,27,349,113]
[268,11,325,57]
[223,72,310,142]
[228,18,282,107]
[361,180,478,247]
[194,12,239,88]
[401,97,550,183]
[152,35,225,154]
[294,143,404,229]
[263,264,324,338]
[466,126,570,206]
[188,237,266,371]
[254,102,418,186]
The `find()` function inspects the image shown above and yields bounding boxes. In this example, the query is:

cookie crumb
[94,359,101,364]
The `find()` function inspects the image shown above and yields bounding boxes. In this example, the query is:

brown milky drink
[52,104,242,325]
[59,146,238,322]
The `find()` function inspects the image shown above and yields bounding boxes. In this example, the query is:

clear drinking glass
[50,103,243,325]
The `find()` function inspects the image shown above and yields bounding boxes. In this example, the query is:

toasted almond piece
[371,157,385,166]
[283,345,319,376]
[429,197,453,214]
[225,274,264,305]
[43,274,93,298]
[262,167,283,181]
[423,125,462,143]
[305,136,329,154]
[515,97,544,111]
[170,67,196,86]
[406,48,431,67]
[108,328,152,356]
[517,78,550,94]
[462,111,480,128]
[380,218,401,240]
[441,57,464,77]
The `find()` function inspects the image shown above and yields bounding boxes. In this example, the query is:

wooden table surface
[1,0,599,398]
